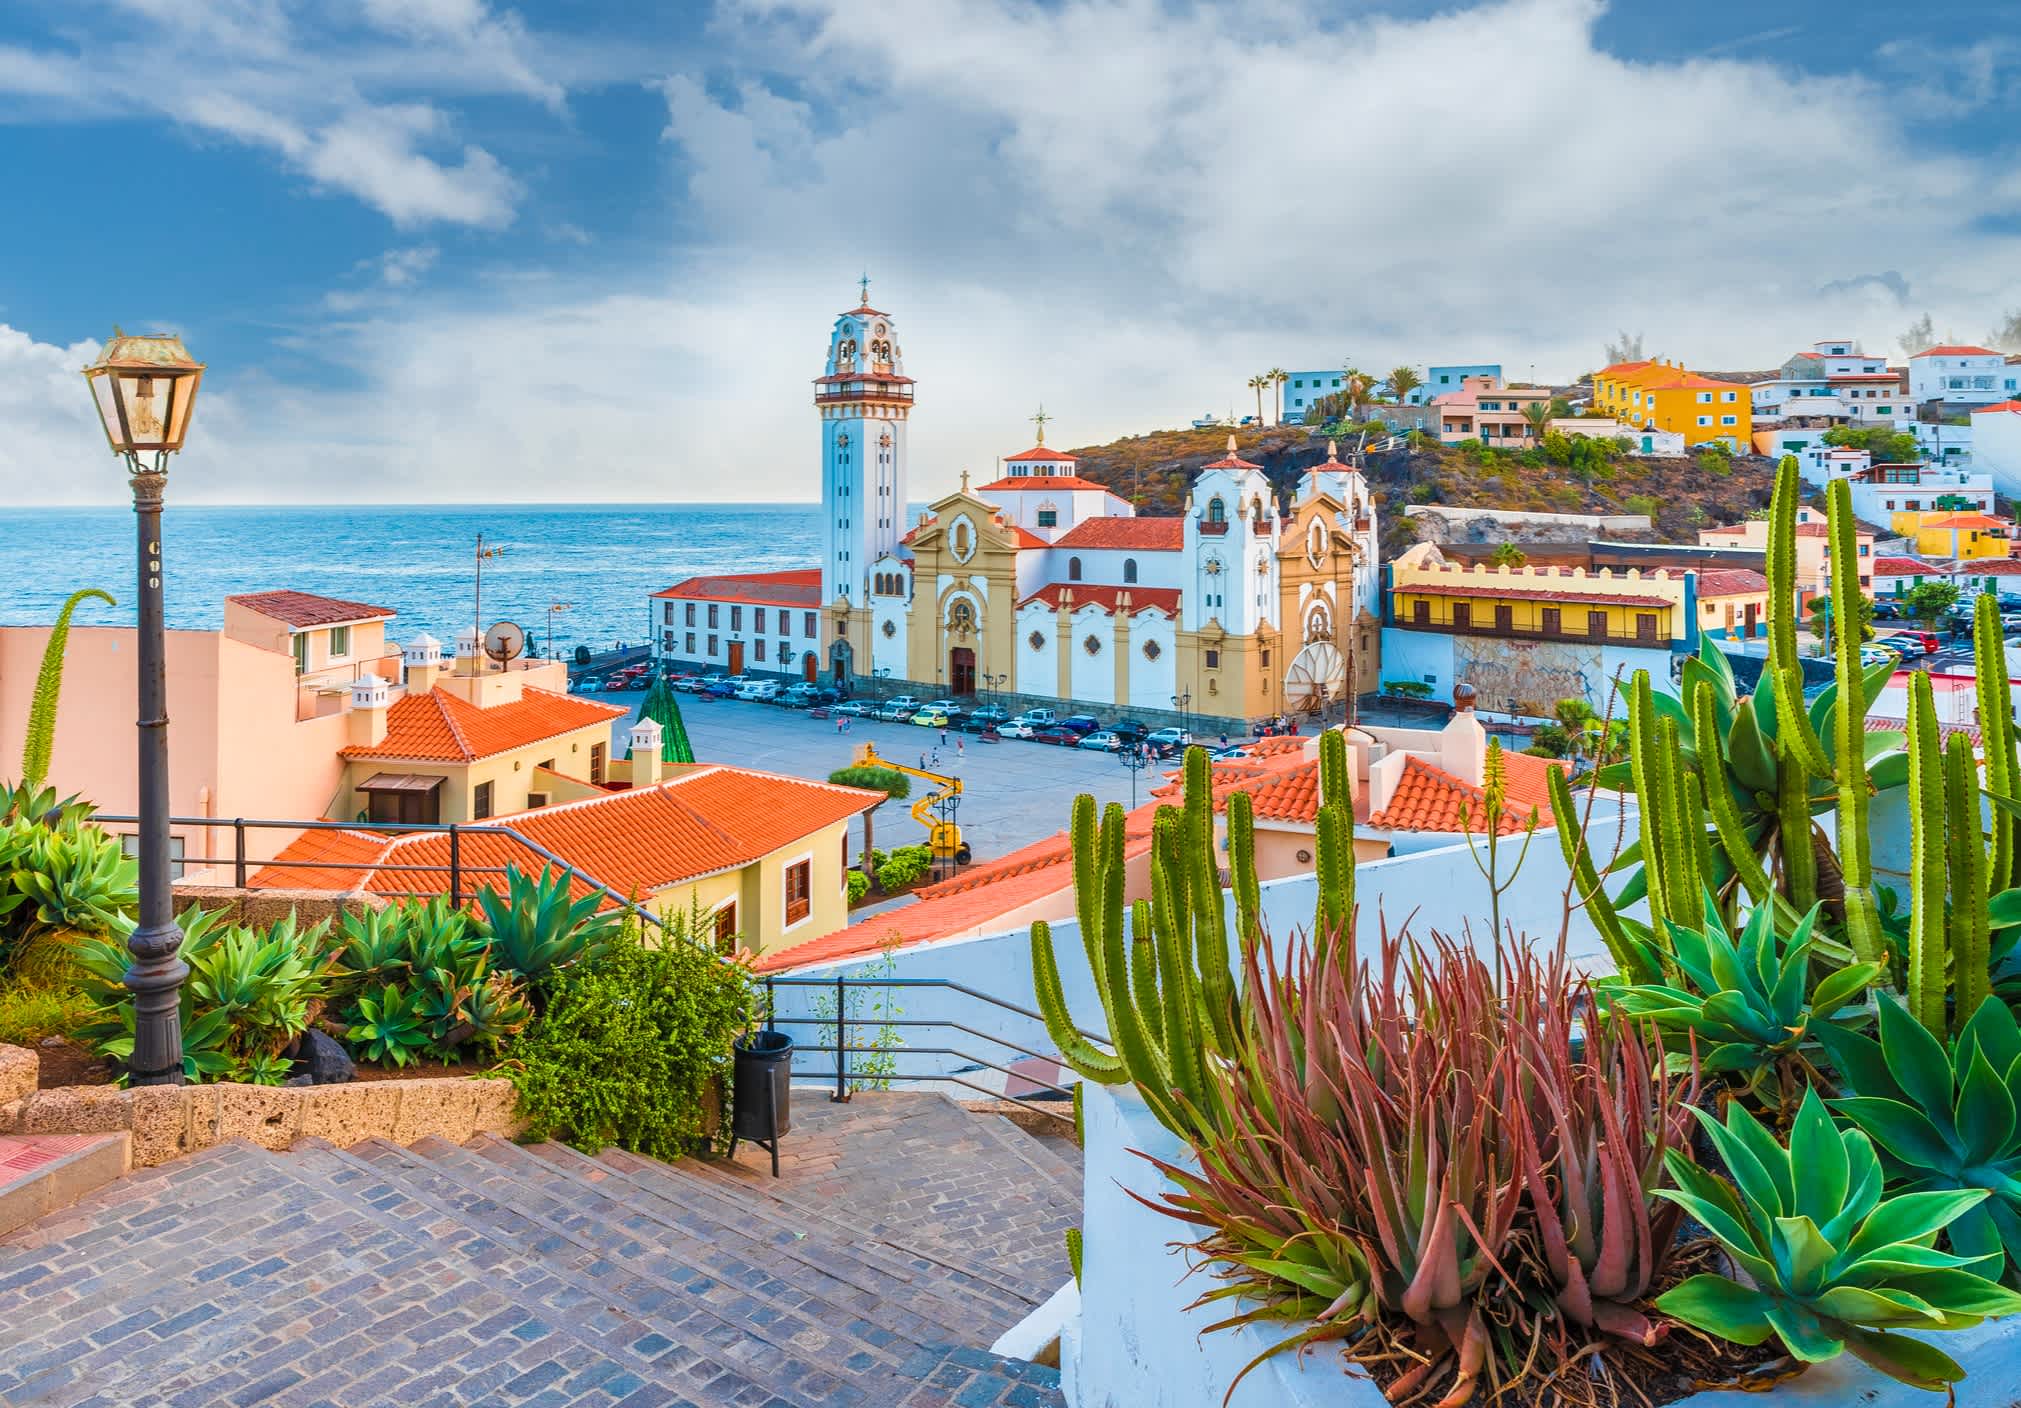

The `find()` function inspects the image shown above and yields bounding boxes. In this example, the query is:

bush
[0,977,93,1046]
[846,869,870,905]
[0,795,137,982]
[508,920,753,1159]
[1380,679,1433,700]
[330,897,531,1065]
[1622,493,1662,519]
[875,844,933,892]
[828,765,910,801]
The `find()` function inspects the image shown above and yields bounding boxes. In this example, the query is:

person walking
[956,737,965,761]
[939,725,949,747]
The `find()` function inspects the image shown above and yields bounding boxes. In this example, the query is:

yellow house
[1388,549,1689,648]
[1893,511,2013,560]
[1592,358,1753,448]
[254,749,886,963]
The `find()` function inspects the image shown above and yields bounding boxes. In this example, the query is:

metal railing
[1392,616,1669,647]
[759,975,1112,1128]
[94,812,672,934]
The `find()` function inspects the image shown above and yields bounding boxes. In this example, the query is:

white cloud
[8,0,2021,508]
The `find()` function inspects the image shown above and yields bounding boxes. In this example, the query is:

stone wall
[170,885,386,928]
[0,1044,520,1169]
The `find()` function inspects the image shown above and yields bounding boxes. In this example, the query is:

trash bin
[730,1030,793,1176]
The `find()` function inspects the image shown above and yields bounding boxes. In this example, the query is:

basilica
[651,290,1381,729]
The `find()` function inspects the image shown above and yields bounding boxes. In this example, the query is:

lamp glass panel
[87,373,124,450]
[117,372,176,449]
[161,371,201,449]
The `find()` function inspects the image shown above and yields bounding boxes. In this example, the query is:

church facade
[650,291,1381,729]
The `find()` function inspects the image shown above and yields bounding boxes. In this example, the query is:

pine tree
[631,678,695,764]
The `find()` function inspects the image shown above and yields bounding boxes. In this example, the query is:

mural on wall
[1452,637,1604,718]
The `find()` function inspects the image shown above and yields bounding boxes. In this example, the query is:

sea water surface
[0,503,838,657]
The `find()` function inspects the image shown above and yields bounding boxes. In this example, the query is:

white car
[1145,727,1192,749]
[996,721,1038,739]
[735,681,780,701]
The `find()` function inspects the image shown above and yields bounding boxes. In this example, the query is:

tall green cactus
[1945,732,1991,1029]
[1766,456,1831,777]
[1312,727,1355,970]
[1030,746,1248,1142]
[1825,477,1885,969]
[1905,670,1949,1035]
[1974,592,2019,894]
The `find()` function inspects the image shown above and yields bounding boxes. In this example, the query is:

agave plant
[1,817,137,978]
[1604,899,1881,1110]
[474,865,620,995]
[346,983,431,1067]
[1656,1089,2021,1391]
[1816,993,2021,1285]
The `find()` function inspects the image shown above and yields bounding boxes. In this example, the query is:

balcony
[1197,519,1229,536]
[1393,614,1668,648]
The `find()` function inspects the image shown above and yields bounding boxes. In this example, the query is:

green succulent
[1605,898,1881,1106]
[1817,993,2021,1285]
[346,983,431,1067]
[474,865,621,993]
[1655,1089,2021,1391]
[6,820,137,938]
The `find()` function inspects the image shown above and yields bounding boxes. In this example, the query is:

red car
[1030,724,1081,746]
[1874,629,1940,656]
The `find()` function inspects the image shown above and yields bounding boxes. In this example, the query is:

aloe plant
[1606,899,1881,1110]
[474,865,621,995]
[1818,993,2021,1285]
[346,983,431,1067]
[1656,1089,2021,1391]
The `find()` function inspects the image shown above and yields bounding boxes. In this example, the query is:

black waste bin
[730,1030,793,1176]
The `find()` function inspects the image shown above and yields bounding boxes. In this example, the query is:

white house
[1845,462,1996,525]
[1972,399,2021,499]
[1752,339,1912,426]
[1910,345,2019,406]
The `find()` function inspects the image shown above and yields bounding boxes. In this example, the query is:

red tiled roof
[1975,400,2021,415]
[1696,568,1768,597]
[981,475,1119,492]
[1918,513,2009,531]
[227,590,394,627]
[1964,559,2021,576]
[254,766,883,902]
[814,370,914,385]
[1395,581,1675,608]
[1596,360,1659,377]
[1053,517,1186,550]
[1202,452,1263,469]
[1019,583,1182,615]
[1366,752,1562,836]
[1913,345,1999,358]
[1873,556,1943,576]
[340,686,626,762]
[1003,445,1077,463]
[653,569,824,607]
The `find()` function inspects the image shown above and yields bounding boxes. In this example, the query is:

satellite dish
[484,620,526,663]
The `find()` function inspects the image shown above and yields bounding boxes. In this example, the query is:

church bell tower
[816,277,914,606]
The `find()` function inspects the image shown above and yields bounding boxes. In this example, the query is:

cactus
[1066,1226,1083,1287]
[1974,592,2019,894]
[1905,670,1948,1035]
[1825,478,1886,969]
[1946,732,1991,1028]
[1030,745,1248,1143]
[1312,727,1355,969]
[1766,456,1831,777]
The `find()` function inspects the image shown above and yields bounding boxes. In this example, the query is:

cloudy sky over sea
[2,0,2017,507]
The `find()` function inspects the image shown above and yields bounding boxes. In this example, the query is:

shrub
[0,977,94,1046]
[330,897,531,1063]
[845,869,870,905]
[0,804,136,981]
[827,765,910,801]
[875,844,932,892]
[1380,678,1433,700]
[1623,493,1662,519]
[474,865,622,999]
[508,920,753,1159]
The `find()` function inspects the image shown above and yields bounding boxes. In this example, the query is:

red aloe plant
[1143,918,1696,1407]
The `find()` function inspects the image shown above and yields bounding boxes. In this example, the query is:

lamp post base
[124,918,189,1086]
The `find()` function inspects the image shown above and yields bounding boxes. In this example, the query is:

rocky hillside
[1063,425,1779,552]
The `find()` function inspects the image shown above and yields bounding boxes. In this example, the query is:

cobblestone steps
[0,1094,1071,1408]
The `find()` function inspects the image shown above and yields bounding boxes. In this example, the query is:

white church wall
[1127,613,1177,708]
[871,598,907,678]
[1050,546,1184,591]
[1016,602,1057,695]
[1068,607,1117,705]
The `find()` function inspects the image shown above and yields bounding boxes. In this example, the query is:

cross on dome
[858,271,871,306]
[1032,405,1051,444]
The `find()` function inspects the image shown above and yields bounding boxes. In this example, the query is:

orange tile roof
[1913,345,1999,358]
[652,569,823,607]
[981,475,1119,492]
[1696,568,1769,597]
[1003,445,1077,463]
[1366,751,1563,836]
[1975,400,2021,415]
[253,766,883,901]
[340,686,626,762]
[1396,581,1675,608]
[1873,556,1943,576]
[1919,513,2009,531]
[1053,517,1186,550]
[1019,583,1182,615]
[1596,360,1658,379]
[227,590,394,627]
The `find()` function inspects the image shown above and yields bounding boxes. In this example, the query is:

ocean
[0,503,849,658]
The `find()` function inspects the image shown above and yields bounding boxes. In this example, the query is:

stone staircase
[0,1091,1077,1407]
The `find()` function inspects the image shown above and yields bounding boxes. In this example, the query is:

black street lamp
[82,330,205,1087]
[1171,690,1192,737]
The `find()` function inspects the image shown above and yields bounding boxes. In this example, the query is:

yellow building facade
[1892,511,2013,560]
[1592,359,1753,448]
[1388,549,1689,648]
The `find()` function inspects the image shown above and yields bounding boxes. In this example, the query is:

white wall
[1046,547,1183,590]
[871,592,908,677]
[1127,612,1177,707]
[1015,600,1058,695]
[1376,627,1455,694]
[1068,606,1115,705]
[1977,410,2021,499]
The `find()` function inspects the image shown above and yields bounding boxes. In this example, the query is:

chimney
[402,631,444,694]
[629,717,663,787]
[1441,682,1487,788]
[453,626,483,678]
[347,672,390,749]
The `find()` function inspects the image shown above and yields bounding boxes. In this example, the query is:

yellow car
[910,709,951,728]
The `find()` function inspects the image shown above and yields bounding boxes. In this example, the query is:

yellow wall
[1892,512,2012,560]
[1593,364,1752,447]
[1389,556,1688,645]
[338,717,616,823]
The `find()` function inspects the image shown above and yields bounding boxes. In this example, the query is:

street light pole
[83,330,205,1087]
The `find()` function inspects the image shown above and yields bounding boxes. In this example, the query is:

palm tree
[1520,399,1552,445]
[1247,374,1268,426]
[1268,368,1288,425]
[1387,365,1423,405]
[1343,367,1376,422]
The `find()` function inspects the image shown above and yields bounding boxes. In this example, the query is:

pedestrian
[956,738,965,761]
[1219,732,1229,749]
[940,726,949,746]
[920,752,929,770]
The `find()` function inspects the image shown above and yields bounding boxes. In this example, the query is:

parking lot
[596,688,1152,864]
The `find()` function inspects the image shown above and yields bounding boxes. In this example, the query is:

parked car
[668,673,703,693]
[1145,727,1192,750]
[703,678,738,698]
[805,687,841,707]
[886,695,923,713]
[1873,629,1940,656]
[1078,730,1123,752]
[1031,724,1081,746]
[964,705,1009,731]
[1858,644,1901,668]
[833,700,874,717]
[925,699,965,714]
[1060,714,1103,735]
[996,720,1038,739]
[1211,744,1253,760]
[1009,707,1057,728]
[776,684,817,707]
[911,708,952,728]
[874,701,917,722]
[1108,719,1149,744]
[735,680,781,701]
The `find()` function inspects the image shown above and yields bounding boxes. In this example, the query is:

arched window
[1123,558,1138,584]
[1068,556,1083,582]
[837,337,857,365]
[1206,497,1227,525]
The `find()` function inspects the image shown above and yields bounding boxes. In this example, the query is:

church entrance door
[803,653,818,683]
[829,640,853,691]
[727,641,745,676]
[949,647,976,696]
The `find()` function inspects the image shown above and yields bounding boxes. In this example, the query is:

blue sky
[2,0,2017,505]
